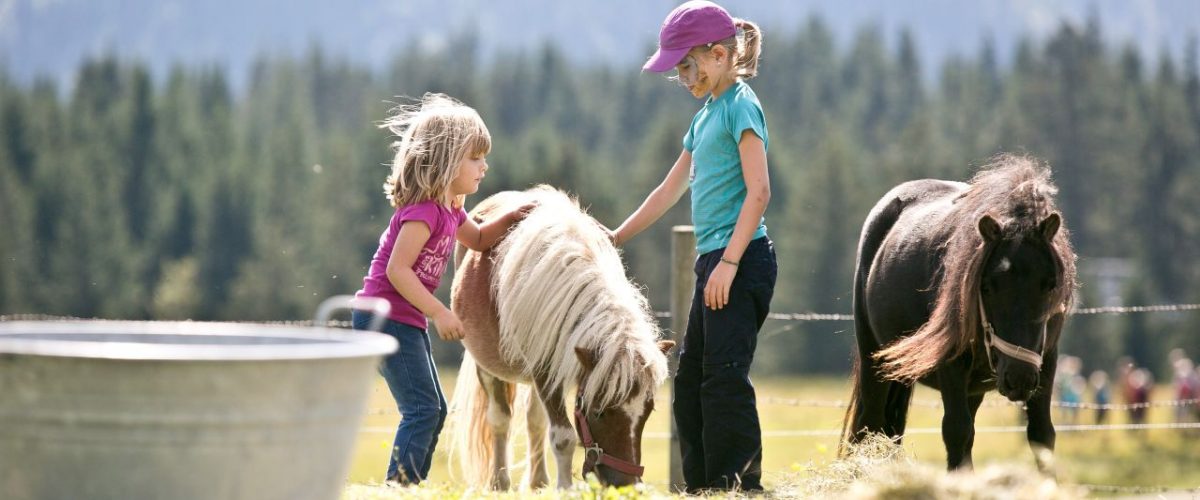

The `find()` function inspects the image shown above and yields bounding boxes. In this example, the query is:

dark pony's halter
[574,394,645,478]
[978,294,1045,371]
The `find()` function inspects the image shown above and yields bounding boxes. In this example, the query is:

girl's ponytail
[733,18,762,79]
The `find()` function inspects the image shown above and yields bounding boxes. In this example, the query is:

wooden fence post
[668,225,695,492]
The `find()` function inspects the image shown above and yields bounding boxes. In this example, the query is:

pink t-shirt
[356,200,468,329]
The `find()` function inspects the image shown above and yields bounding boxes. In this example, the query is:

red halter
[574,397,645,478]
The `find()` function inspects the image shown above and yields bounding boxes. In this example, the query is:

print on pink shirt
[415,233,454,283]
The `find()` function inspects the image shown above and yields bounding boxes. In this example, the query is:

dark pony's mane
[876,154,1078,382]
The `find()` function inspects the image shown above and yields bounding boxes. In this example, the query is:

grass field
[344,370,1200,494]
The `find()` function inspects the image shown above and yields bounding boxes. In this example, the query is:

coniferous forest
[2,17,1198,376]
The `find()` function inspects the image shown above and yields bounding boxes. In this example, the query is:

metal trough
[0,320,396,500]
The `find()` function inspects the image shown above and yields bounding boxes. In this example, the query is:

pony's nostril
[1003,371,1018,388]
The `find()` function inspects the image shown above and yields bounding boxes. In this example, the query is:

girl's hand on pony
[432,308,465,341]
[603,226,621,246]
[509,202,538,223]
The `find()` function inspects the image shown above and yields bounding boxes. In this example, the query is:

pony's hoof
[527,474,549,490]
[1033,446,1057,478]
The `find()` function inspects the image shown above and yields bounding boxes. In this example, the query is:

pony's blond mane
[489,186,667,410]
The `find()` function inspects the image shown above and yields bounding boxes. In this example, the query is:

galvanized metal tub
[0,320,397,500]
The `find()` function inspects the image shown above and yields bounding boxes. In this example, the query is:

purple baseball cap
[643,1,737,73]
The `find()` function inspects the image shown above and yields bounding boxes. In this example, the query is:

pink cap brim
[642,46,692,73]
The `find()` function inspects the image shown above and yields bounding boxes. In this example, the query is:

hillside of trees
[2,17,1198,376]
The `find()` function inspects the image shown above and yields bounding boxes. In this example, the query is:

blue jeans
[674,236,777,492]
[352,311,448,484]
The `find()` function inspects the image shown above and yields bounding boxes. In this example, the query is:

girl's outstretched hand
[432,308,465,341]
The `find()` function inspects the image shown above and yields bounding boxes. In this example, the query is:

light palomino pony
[448,186,673,489]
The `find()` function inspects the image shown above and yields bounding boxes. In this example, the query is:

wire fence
[5,304,1200,494]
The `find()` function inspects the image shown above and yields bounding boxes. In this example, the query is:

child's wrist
[720,257,739,267]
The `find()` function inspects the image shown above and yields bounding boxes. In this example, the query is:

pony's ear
[657,340,676,356]
[1039,212,1061,241]
[574,346,596,371]
[977,215,1002,243]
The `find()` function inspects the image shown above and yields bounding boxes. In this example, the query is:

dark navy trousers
[674,236,777,492]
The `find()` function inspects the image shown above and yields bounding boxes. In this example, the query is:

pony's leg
[849,341,893,443]
[478,370,513,490]
[525,390,550,489]
[535,384,576,489]
[962,393,985,461]
[881,382,915,440]
[1026,351,1059,475]
[846,192,904,448]
[936,358,976,470]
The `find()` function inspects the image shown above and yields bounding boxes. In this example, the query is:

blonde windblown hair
[490,186,668,410]
[380,93,491,208]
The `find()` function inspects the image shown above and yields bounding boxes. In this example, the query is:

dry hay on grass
[773,434,1086,500]
[342,477,673,500]
[342,435,1085,499]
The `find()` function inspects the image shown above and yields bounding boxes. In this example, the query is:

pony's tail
[447,352,494,488]
[839,351,861,457]
[873,321,957,383]
[446,352,531,489]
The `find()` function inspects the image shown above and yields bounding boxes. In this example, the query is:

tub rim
[0,321,397,361]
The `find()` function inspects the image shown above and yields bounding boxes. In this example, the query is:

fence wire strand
[654,303,1200,320]
[6,302,1199,325]
[761,395,1200,411]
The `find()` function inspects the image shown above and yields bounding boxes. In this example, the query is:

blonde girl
[609,1,774,493]
[352,93,531,484]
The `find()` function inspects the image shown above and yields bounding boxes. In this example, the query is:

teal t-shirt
[683,80,769,254]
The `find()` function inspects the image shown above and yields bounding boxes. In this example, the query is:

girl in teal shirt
[609,1,776,493]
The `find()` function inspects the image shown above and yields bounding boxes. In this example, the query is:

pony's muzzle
[594,465,640,487]
[997,363,1040,402]
[581,445,642,486]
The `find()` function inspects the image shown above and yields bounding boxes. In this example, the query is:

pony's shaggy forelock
[875,154,1078,382]
[490,186,667,410]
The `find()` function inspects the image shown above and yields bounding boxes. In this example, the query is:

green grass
[345,371,1200,496]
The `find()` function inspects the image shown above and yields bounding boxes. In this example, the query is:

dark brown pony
[842,155,1077,471]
